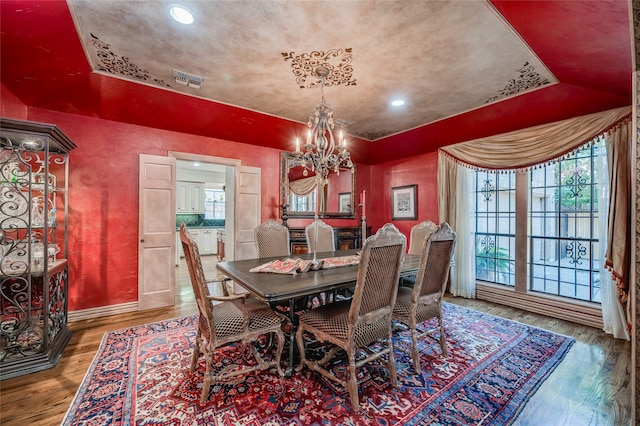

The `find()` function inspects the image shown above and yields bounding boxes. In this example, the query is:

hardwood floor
[0,257,631,425]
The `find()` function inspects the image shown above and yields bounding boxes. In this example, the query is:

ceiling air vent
[173,69,205,89]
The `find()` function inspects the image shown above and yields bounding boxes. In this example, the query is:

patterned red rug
[62,303,574,425]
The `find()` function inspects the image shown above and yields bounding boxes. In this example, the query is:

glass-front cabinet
[0,118,75,380]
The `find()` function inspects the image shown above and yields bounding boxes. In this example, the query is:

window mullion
[515,171,528,292]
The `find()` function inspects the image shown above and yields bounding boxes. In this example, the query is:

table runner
[250,254,361,274]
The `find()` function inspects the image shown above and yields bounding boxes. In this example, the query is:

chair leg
[347,349,360,412]
[410,326,421,373]
[295,326,307,372]
[387,335,398,388]
[438,316,448,358]
[190,331,202,373]
[200,351,213,403]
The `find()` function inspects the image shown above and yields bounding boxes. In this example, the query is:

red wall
[1,83,27,119]
[368,152,440,242]
[1,84,441,312]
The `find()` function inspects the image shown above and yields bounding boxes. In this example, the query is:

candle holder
[312,214,319,266]
[360,203,367,249]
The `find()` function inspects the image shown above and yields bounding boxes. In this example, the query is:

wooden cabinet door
[200,229,215,254]
[176,182,189,213]
[190,182,205,213]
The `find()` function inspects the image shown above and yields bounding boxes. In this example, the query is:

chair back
[305,219,335,253]
[180,223,215,338]
[254,219,291,257]
[408,219,438,255]
[349,223,406,346]
[413,222,456,301]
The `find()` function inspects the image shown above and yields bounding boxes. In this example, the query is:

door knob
[140,239,145,243]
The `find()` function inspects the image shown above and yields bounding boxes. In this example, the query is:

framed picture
[338,192,351,213]
[391,184,417,220]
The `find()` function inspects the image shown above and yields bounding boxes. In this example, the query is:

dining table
[216,249,420,375]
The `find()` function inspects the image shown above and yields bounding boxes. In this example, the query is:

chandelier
[293,66,353,185]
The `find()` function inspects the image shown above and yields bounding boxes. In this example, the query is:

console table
[287,226,371,254]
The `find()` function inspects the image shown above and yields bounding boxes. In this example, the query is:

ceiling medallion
[282,48,356,89]
[485,61,551,103]
[89,33,172,88]
[354,131,395,141]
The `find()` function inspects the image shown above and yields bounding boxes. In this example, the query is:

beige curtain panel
[604,121,631,310]
[439,106,631,171]
[289,176,317,195]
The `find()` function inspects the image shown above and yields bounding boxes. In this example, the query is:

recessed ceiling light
[169,5,194,25]
[391,99,405,107]
[192,162,201,167]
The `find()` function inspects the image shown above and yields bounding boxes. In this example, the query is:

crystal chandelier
[293,66,353,185]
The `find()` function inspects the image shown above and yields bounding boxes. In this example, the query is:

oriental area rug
[62,303,574,425]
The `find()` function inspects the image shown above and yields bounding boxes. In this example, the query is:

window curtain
[289,176,316,195]
[598,138,630,340]
[437,106,631,338]
[603,122,632,336]
[438,156,476,298]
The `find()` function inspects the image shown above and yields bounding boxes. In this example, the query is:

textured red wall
[8,107,289,311]
[2,85,441,312]
[1,83,27,119]
[367,152,440,243]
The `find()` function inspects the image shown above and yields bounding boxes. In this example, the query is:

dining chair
[401,219,438,287]
[254,218,291,257]
[392,222,456,372]
[295,223,406,412]
[180,223,285,403]
[305,219,335,253]
[408,219,438,255]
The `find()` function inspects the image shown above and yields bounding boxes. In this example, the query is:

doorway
[171,152,240,305]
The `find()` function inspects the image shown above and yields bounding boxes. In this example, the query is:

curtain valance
[439,106,631,171]
[289,176,316,195]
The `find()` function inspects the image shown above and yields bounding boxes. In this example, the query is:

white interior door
[138,154,176,310]
[232,166,261,293]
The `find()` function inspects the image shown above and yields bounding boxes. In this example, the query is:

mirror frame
[280,152,356,219]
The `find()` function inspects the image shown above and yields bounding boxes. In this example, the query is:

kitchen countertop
[175,226,225,230]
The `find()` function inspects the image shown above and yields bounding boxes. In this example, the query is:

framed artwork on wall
[338,192,351,213]
[391,184,417,220]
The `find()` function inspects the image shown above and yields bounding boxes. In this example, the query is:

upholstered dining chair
[180,223,285,403]
[296,223,406,412]
[392,222,456,372]
[255,218,291,258]
[408,219,438,255]
[400,219,439,287]
[305,219,335,253]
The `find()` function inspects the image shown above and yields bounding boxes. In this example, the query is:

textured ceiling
[0,1,632,164]
[68,0,555,141]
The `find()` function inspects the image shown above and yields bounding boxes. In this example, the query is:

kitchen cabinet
[0,118,75,379]
[176,228,217,264]
[176,181,205,214]
[199,229,216,255]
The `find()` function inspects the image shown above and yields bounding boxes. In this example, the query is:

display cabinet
[0,118,75,380]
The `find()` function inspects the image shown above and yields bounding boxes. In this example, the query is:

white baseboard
[68,302,138,322]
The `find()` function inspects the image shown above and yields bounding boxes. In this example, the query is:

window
[289,188,317,213]
[475,171,516,286]
[529,143,601,302]
[204,188,225,220]
[474,141,602,303]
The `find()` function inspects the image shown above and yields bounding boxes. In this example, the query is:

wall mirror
[280,152,356,219]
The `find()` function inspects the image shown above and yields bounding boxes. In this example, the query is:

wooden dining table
[217,249,420,375]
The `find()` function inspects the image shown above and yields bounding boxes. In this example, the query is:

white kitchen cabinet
[199,229,217,255]
[176,228,217,264]
[176,181,205,214]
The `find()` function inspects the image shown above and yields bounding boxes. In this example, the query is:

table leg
[285,298,299,377]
